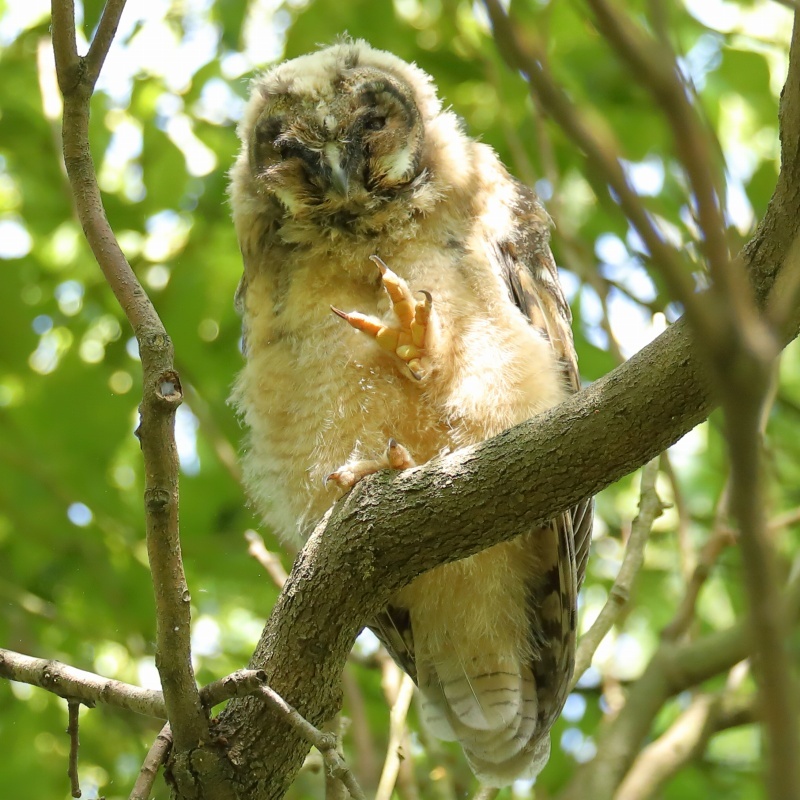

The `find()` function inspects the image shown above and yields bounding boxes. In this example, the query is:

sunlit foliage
[0,1,797,798]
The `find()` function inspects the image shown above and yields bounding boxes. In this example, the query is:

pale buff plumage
[229,40,592,786]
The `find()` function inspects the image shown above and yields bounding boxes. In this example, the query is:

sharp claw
[417,290,432,305]
[332,306,383,336]
[369,254,388,274]
[386,438,415,469]
[326,470,355,490]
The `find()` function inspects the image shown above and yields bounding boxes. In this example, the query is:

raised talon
[332,256,433,379]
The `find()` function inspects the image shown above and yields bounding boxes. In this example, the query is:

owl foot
[326,438,415,490]
[331,255,432,380]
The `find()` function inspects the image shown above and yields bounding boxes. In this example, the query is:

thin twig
[129,724,172,800]
[245,530,289,588]
[67,700,82,798]
[323,715,349,800]
[561,562,800,800]
[572,459,663,685]
[259,685,367,800]
[84,0,126,87]
[471,787,500,800]
[768,505,800,532]
[377,654,419,800]
[0,648,166,717]
[375,673,415,800]
[200,668,268,708]
[481,0,714,342]
[659,452,693,582]
[661,495,734,642]
[1,648,269,718]
[585,0,731,294]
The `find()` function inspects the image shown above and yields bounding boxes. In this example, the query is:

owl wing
[369,606,417,682]
[374,178,594,786]
[495,178,594,729]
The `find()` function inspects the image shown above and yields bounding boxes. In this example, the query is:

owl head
[230,40,467,237]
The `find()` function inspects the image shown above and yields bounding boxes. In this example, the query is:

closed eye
[364,115,387,131]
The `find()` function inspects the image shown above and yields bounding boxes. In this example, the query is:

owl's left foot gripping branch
[325,437,415,491]
[331,255,432,380]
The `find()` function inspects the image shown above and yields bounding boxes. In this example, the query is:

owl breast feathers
[229,39,593,787]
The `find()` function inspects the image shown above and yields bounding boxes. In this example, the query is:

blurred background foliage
[0,0,798,798]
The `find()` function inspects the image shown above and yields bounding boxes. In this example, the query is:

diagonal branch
[481,0,713,341]
[561,566,800,800]
[585,0,732,298]
[572,459,663,685]
[84,0,126,88]
[212,255,800,795]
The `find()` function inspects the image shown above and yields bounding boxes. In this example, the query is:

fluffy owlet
[229,40,593,787]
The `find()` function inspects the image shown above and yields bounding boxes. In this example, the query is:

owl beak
[323,144,350,196]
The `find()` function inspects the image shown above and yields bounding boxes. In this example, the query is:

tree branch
[481,0,714,341]
[374,673,415,800]
[572,459,662,685]
[561,564,800,800]
[259,686,366,800]
[615,693,758,800]
[0,648,166,717]
[585,0,732,302]
[130,724,172,800]
[84,0,126,88]
[67,700,82,798]
[0,647,268,719]
[49,0,206,755]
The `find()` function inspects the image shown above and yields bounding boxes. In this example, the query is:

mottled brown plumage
[229,40,593,786]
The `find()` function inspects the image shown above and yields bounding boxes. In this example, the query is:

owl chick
[229,40,593,786]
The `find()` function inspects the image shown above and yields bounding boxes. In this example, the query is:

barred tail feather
[419,653,546,784]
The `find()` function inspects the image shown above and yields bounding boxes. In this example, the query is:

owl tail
[418,652,549,787]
